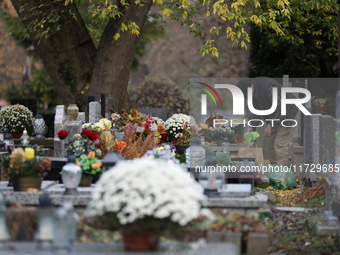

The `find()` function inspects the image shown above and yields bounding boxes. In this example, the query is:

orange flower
[157,124,166,134]
[116,141,127,151]
[130,109,138,118]
[132,119,143,126]
[122,112,129,118]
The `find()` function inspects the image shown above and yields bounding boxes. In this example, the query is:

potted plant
[207,126,232,146]
[0,104,34,139]
[76,152,102,187]
[85,158,205,250]
[164,113,193,145]
[232,124,245,144]
[2,147,51,191]
[175,121,191,154]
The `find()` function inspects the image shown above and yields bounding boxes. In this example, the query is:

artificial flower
[81,129,98,141]
[57,130,69,140]
[24,148,35,161]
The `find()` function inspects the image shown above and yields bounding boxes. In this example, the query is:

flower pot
[11,132,23,139]
[123,232,159,250]
[171,138,178,145]
[175,144,189,155]
[216,140,223,146]
[13,177,42,191]
[235,135,244,144]
[79,176,93,187]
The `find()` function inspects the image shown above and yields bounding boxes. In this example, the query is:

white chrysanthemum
[85,158,205,226]
[82,123,92,129]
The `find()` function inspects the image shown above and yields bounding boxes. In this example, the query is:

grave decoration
[61,154,82,195]
[84,157,206,251]
[144,145,179,164]
[198,125,232,146]
[36,193,54,249]
[164,113,196,146]
[33,113,46,139]
[1,147,51,191]
[231,120,246,144]
[76,152,102,187]
[0,104,34,139]
[113,130,157,160]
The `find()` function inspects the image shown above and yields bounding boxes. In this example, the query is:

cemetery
[1,0,340,254]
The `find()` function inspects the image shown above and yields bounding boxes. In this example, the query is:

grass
[294,195,325,208]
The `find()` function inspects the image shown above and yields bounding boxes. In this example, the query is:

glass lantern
[36,193,54,250]
[0,193,9,250]
[4,130,14,153]
[61,154,82,195]
[34,113,46,139]
[53,207,71,252]
[20,129,30,145]
[198,155,224,197]
[62,201,77,244]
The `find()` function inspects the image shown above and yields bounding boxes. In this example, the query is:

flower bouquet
[58,129,101,158]
[0,104,34,137]
[2,147,51,191]
[76,152,102,186]
[164,113,196,145]
[85,158,205,250]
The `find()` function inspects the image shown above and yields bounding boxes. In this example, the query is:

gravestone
[304,114,322,180]
[77,112,85,125]
[54,138,65,157]
[89,101,101,123]
[320,115,335,165]
[64,121,82,141]
[108,97,114,118]
[101,93,108,119]
[54,105,66,137]
[135,107,168,120]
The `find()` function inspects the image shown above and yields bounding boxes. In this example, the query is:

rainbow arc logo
[196,82,222,106]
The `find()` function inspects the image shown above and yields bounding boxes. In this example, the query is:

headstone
[324,211,339,226]
[320,115,336,165]
[10,98,38,116]
[326,177,338,211]
[304,114,322,180]
[54,105,66,137]
[135,107,168,120]
[77,112,85,125]
[218,184,251,197]
[63,121,82,141]
[89,101,101,123]
[54,138,65,157]
[108,97,114,118]
[101,93,108,119]
[283,74,289,87]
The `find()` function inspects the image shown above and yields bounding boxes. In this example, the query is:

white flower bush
[85,158,206,230]
[0,104,34,134]
[165,113,197,140]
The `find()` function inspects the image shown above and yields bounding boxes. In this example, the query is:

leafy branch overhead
[17,0,339,57]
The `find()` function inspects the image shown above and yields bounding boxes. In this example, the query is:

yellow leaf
[162,8,172,18]
[183,11,188,19]
[65,0,72,6]
[114,33,120,41]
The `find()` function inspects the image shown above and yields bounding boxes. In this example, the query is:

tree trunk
[10,0,151,113]
[88,0,153,111]
[10,0,96,111]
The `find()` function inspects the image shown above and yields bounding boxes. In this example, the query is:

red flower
[57,130,69,140]
[81,129,98,141]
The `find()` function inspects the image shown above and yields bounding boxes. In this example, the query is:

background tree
[7,0,339,111]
